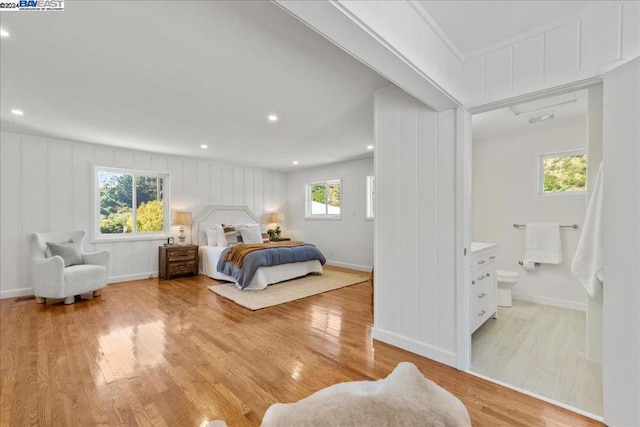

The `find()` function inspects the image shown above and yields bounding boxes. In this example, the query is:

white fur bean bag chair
[261,362,471,427]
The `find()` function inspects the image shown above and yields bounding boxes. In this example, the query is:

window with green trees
[96,167,169,237]
[306,179,341,218]
[539,150,587,195]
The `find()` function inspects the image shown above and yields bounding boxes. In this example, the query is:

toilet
[496,269,520,307]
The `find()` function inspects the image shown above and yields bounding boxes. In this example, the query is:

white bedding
[198,245,323,290]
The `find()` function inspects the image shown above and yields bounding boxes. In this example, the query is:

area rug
[207,270,370,310]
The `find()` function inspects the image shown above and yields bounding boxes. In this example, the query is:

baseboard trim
[325,261,372,272]
[372,327,457,368]
[0,272,160,299]
[511,292,586,311]
[0,287,34,299]
[108,272,159,284]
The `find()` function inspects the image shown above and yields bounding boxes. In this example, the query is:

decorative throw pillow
[221,225,242,247]
[46,240,83,267]
[239,226,264,244]
[205,228,217,246]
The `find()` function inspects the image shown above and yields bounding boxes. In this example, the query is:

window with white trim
[366,175,375,219]
[95,166,170,239]
[538,150,587,196]
[305,179,341,218]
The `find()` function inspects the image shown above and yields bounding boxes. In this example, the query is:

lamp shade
[267,212,282,223]
[172,211,192,226]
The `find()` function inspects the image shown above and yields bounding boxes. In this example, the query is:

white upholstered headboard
[192,205,261,246]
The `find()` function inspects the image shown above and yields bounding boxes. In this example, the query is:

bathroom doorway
[468,87,603,416]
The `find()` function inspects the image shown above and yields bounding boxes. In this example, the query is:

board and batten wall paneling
[0,131,287,299]
[286,157,373,271]
[373,87,458,367]
[463,2,640,107]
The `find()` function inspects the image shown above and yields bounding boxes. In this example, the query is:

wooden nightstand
[159,244,198,280]
[271,237,291,242]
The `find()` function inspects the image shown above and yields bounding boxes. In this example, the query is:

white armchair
[28,230,111,305]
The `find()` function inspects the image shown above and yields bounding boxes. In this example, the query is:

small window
[95,166,170,240]
[306,179,341,218]
[366,175,375,219]
[539,150,587,195]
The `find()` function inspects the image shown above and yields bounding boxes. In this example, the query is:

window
[95,166,170,239]
[539,150,587,195]
[306,179,341,218]
[366,175,375,219]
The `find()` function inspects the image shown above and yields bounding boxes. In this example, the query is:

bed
[194,205,324,290]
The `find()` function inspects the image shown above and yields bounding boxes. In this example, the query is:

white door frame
[455,77,603,372]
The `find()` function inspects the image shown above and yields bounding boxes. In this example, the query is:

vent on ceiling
[510,92,577,116]
[528,112,556,124]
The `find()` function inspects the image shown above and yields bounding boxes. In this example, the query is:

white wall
[286,157,373,271]
[373,87,458,366]
[472,122,588,310]
[0,131,287,298]
[463,2,640,107]
[602,58,640,426]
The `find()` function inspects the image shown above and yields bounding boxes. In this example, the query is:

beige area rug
[207,270,370,310]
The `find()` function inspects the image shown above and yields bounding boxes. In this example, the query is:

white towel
[572,162,604,297]
[525,223,562,264]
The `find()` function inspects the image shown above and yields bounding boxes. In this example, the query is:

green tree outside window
[542,153,587,193]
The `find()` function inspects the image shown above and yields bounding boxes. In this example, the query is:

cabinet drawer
[168,248,197,261]
[168,261,196,275]
[471,302,494,332]
[472,279,493,304]
[471,253,496,270]
[470,267,493,288]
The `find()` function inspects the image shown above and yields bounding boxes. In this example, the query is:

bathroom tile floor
[471,300,602,416]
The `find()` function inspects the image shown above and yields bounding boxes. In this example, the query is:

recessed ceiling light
[268,115,278,122]
[11,109,24,116]
[0,29,9,38]
[200,144,208,149]
[292,161,298,165]
[366,145,374,150]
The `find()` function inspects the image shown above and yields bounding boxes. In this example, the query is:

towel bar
[513,223,578,229]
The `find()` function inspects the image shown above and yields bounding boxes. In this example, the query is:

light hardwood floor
[472,300,603,416]
[1,267,603,426]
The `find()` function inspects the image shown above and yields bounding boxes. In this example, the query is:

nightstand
[159,244,198,279]
[271,237,291,242]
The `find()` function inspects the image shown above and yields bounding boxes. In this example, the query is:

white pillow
[239,226,264,244]
[205,228,217,246]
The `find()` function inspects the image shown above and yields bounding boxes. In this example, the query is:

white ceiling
[472,89,588,141]
[0,2,612,171]
[416,1,612,58]
[0,1,388,171]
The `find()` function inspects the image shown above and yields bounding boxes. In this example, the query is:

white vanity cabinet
[470,243,498,333]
